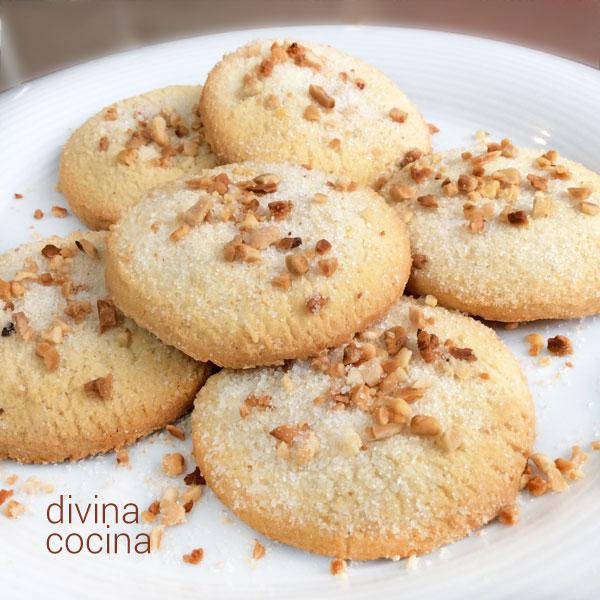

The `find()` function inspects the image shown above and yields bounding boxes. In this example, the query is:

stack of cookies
[3,39,600,561]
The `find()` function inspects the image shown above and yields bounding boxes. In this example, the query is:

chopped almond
[417,194,438,209]
[389,184,415,202]
[507,210,528,226]
[498,504,519,526]
[165,424,185,440]
[247,226,281,250]
[318,258,338,277]
[527,173,548,191]
[117,148,138,166]
[268,201,293,220]
[0,489,14,506]
[389,108,407,123]
[285,254,309,275]
[36,342,60,372]
[170,223,190,242]
[183,548,204,565]
[567,187,591,201]
[330,558,346,576]
[448,346,477,362]
[183,198,212,227]
[270,422,309,445]
[306,294,329,314]
[97,298,123,334]
[64,300,92,324]
[51,206,68,218]
[3,499,25,519]
[416,330,438,363]
[410,415,442,437]
[303,105,320,121]
[309,84,335,108]
[271,273,291,290]
[458,174,478,193]
[578,201,600,216]
[84,373,113,400]
[532,193,554,219]
[104,106,118,121]
[547,335,573,356]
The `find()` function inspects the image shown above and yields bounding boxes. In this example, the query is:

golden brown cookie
[59,85,218,230]
[0,232,210,463]
[381,143,600,321]
[200,40,431,186]
[192,297,535,559]
[105,162,411,368]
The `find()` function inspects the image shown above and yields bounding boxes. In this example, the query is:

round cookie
[59,85,218,230]
[381,143,600,322]
[105,162,411,368]
[0,232,210,464]
[200,40,431,186]
[192,298,535,560]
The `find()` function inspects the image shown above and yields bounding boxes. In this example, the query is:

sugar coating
[59,85,218,229]
[200,40,431,185]
[0,232,208,463]
[192,298,534,560]
[381,147,600,321]
[106,162,411,368]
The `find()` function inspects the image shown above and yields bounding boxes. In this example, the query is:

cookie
[200,40,431,186]
[381,143,600,322]
[192,297,534,559]
[59,85,218,230]
[0,232,210,464]
[105,162,411,368]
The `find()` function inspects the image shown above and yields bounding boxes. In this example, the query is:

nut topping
[84,374,113,400]
[308,84,335,109]
[389,108,407,123]
[410,415,442,437]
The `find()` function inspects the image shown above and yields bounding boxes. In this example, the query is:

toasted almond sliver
[308,84,335,109]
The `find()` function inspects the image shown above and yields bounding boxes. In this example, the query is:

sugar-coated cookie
[59,85,218,230]
[0,232,210,463]
[200,40,431,186]
[192,298,534,559]
[105,162,411,368]
[380,143,600,321]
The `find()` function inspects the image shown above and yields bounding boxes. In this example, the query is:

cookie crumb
[330,558,346,576]
[525,333,544,356]
[3,499,25,519]
[33,209,44,220]
[149,525,164,552]
[162,453,186,477]
[498,504,519,525]
[116,447,129,466]
[252,539,266,560]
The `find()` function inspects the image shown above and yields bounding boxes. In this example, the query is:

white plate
[0,25,599,600]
